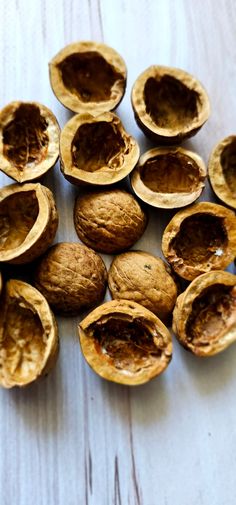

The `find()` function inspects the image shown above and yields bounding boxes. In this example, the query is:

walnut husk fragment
[108,251,177,321]
[60,112,139,186]
[131,147,206,208]
[131,66,210,144]
[0,279,59,388]
[208,135,236,209]
[49,41,127,114]
[0,101,60,183]
[172,271,236,356]
[74,189,147,254]
[0,182,58,264]
[78,299,172,385]
[162,202,236,280]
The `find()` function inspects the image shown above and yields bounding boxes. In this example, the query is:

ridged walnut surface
[208,135,236,209]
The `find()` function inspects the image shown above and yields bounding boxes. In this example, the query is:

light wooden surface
[0,1,236,504]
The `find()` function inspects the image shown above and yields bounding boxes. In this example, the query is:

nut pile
[0,40,236,387]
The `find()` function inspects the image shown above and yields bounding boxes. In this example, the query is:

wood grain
[1,1,236,504]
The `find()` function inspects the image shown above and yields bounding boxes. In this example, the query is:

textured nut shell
[131,146,206,209]
[0,279,59,388]
[60,112,139,186]
[49,41,126,113]
[34,242,107,315]
[78,299,172,385]
[108,251,177,321]
[172,271,236,356]
[0,182,58,264]
[0,101,60,183]
[162,202,236,280]
[74,189,147,254]
[131,66,210,143]
[0,272,2,296]
[208,135,236,209]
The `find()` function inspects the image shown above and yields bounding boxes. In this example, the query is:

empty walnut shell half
[172,271,236,357]
[34,242,107,316]
[131,147,206,208]
[208,135,236,209]
[0,279,59,388]
[78,299,172,385]
[0,182,58,264]
[0,101,60,183]
[131,66,210,144]
[162,202,236,280]
[49,41,126,114]
[108,251,177,321]
[60,112,139,186]
[74,189,147,254]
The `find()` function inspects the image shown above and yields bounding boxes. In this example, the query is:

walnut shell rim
[0,101,60,183]
[131,146,206,209]
[131,66,210,144]
[49,41,127,114]
[172,271,236,357]
[78,299,172,386]
[208,135,236,210]
[60,112,140,186]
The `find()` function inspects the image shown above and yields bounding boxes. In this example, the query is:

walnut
[74,189,148,254]
[0,101,60,183]
[0,182,58,264]
[49,41,126,114]
[162,202,236,280]
[34,242,107,316]
[131,146,206,208]
[60,112,139,186]
[172,271,236,356]
[0,271,2,296]
[208,135,236,209]
[78,299,172,385]
[108,251,177,321]
[0,279,58,388]
[131,66,210,144]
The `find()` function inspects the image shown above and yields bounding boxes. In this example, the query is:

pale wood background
[0,1,236,504]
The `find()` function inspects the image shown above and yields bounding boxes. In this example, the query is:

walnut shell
[0,101,60,183]
[172,271,236,356]
[208,135,236,209]
[0,271,2,296]
[34,242,107,315]
[131,147,206,209]
[0,182,58,264]
[131,66,210,144]
[162,202,236,280]
[78,299,172,385]
[108,251,177,321]
[60,112,139,186]
[49,41,126,114]
[0,279,59,388]
[74,189,148,254]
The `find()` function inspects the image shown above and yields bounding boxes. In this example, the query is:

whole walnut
[74,189,147,254]
[34,242,107,315]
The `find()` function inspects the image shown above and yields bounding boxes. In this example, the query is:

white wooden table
[0,1,236,504]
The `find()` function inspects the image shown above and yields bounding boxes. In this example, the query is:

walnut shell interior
[0,279,58,388]
[78,300,172,385]
[209,135,236,209]
[131,147,206,208]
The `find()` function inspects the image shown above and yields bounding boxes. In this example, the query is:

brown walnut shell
[0,279,59,388]
[108,251,177,321]
[131,66,210,144]
[162,202,236,280]
[34,242,107,316]
[0,182,58,264]
[208,135,236,209]
[74,189,148,254]
[60,112,139,186]
[0,101,60,183]
[131,147,206,209]
[49,41,127,114]
[172,271,236,357]
[0,271,2,296]
[78,299,172,385]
